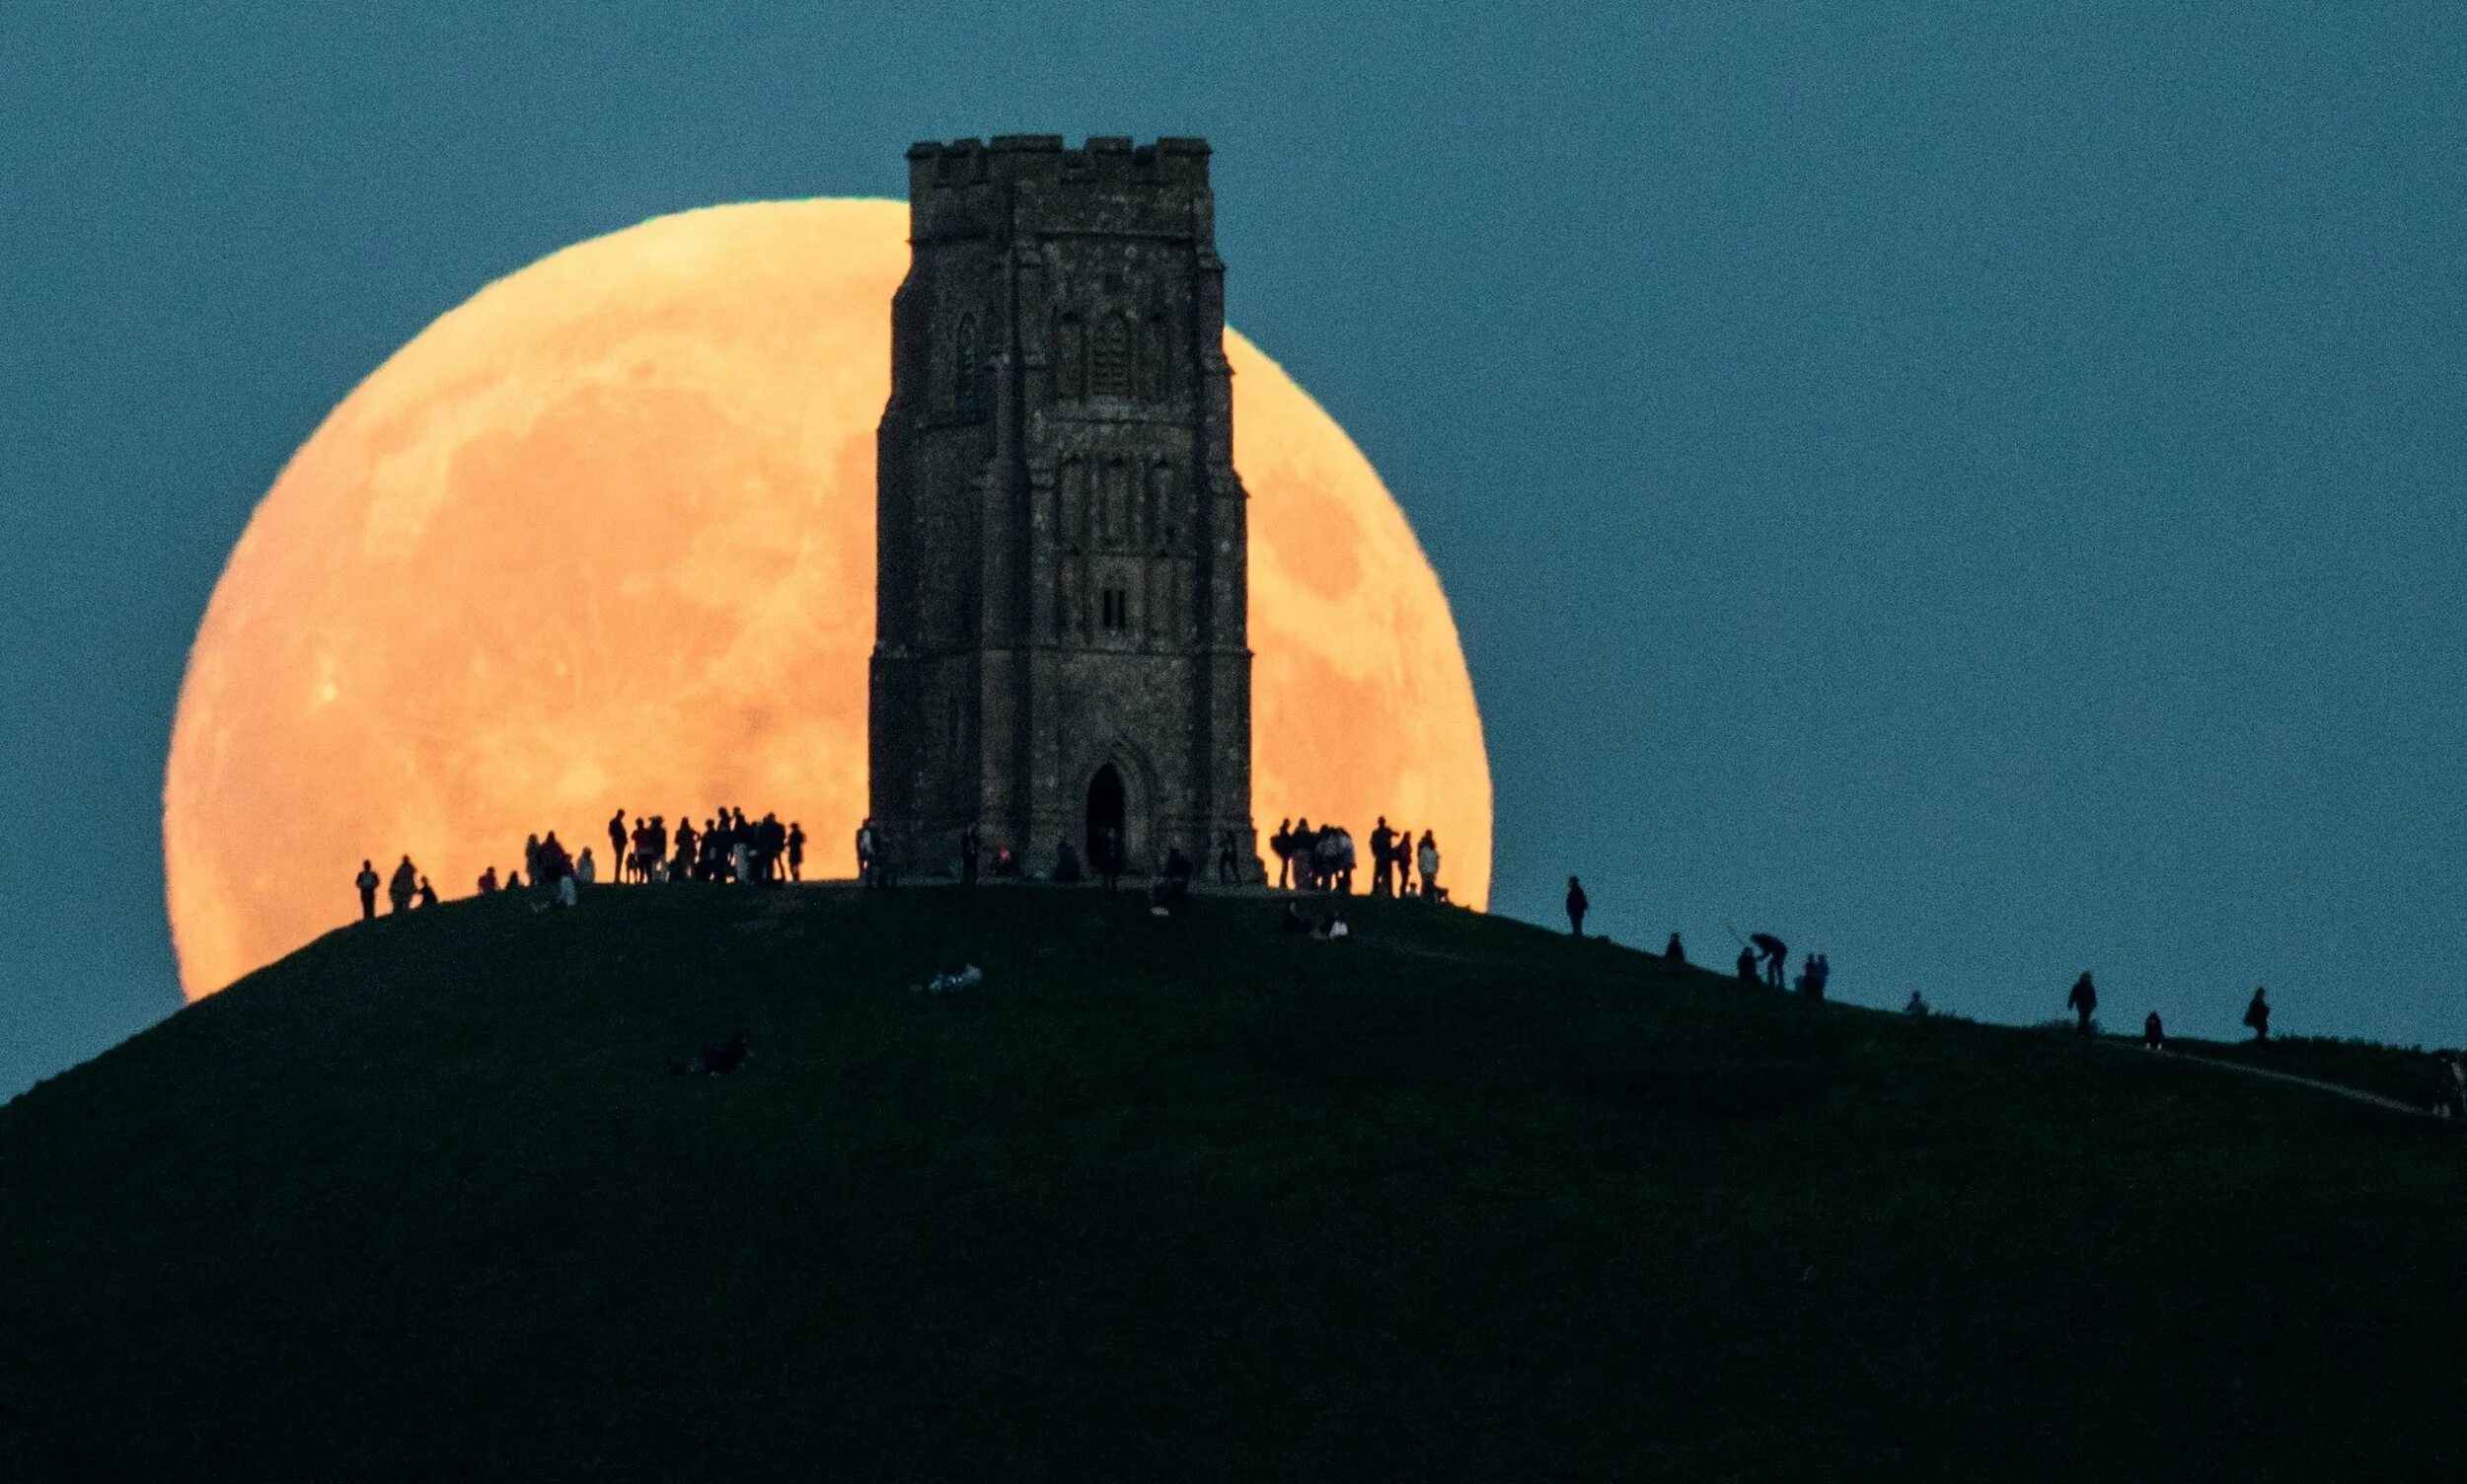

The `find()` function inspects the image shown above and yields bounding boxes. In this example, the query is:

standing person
[960,821,981,884]
[758,814,787,882]
[1270,819,1294,888]
[1392,825,1411,896]
[785,822,806,882]
[388,855,418,915]
[1370,819,1397,897]
[1665,932,1686,964]
[576,848,597,887]
[1416,831,1441,901]
[1291,820,1317,891]
[608,810,629,883]
[674,816,699,880]
[1801,952,1830,1001]
[856,818,877,888]
[2243,986,2271,1042]
[1565,876,1588,935]
[354,859,380,922]
[2067,972,2098,1036]
[731,836,753,885]
[477,865,499,896]
[2143,1011,2166,1051]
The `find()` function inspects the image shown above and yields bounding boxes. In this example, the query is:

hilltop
[1,885,2459,1482]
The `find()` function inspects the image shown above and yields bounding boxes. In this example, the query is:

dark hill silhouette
[2,886,2460,1481]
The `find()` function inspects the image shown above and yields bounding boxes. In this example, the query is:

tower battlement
[906,135,1212,194]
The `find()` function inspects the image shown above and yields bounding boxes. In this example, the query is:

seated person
[1281,899,1311,935]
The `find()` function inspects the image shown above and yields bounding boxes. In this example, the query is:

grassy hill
[2,884,2460,1482]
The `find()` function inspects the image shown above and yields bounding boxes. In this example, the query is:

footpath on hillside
[2105,1040,2440,1119]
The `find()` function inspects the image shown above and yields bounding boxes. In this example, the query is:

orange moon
[163,198,1490,1000]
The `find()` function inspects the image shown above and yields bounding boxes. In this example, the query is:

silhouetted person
[1270,819,1294,888]
[856,818,878,888]
[415,876,438,909]
[2143,1011,2165,1051]
[1371,819,1397,897]
[1218,829,1239,885]
[1054,839,1083,884]
[1282,898,1311,935]
[1751,933,1787,989]
[1097,826,1123,891]
[2067,972,2098,1036]
[477,866,499,896]
[608,809,628,882]
[1737,944,1758,983]
[355,859,379,921]
[523,834,543,889]
[1665,932,1686,964]
[2244,986,2271,1042]
[1393,824,1412,896]
[1291,819,1317,891]
[1800,952,1829,1001]
[1906,992,1931,1017]
[960,821,981,885]
[786,822,805,882]
[1416,831,1441,901]
[1152,847,1194,908]
[388,855,417,915]
[1566,876,1588,935]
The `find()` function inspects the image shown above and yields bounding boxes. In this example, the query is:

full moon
[164,198,1491,1000]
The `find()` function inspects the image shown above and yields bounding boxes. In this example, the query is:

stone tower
[869,135,1256,880]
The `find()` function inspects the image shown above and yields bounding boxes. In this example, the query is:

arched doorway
[1085,765,1126,873]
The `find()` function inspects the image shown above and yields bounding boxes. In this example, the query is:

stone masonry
[868,135,1257,879]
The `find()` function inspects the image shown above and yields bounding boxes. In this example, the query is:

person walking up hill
[2067,972,2098,1035]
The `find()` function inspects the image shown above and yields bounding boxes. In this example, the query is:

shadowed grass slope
[1,886,2460,1482]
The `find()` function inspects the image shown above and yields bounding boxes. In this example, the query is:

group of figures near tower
[1268,818,1445,901]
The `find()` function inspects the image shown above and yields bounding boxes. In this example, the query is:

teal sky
[3,2,2462,1094]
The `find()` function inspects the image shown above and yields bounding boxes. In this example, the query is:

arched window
[954,314,980,415]
[1092,313,1132,398]
[1055,313,1085,399]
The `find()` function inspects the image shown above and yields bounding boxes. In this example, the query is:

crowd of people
[611,808,806,886]
[1266,817,1443,901]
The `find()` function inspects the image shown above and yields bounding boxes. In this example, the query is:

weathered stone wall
[870,136,1257,879]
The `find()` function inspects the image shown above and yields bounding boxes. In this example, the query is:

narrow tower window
[1145,316,1171,401]
[1056,313,1085,399]
[954,314,980,416]
[1092,314,1132,397]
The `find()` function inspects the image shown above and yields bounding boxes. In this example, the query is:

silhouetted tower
[870,135,1256,879]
